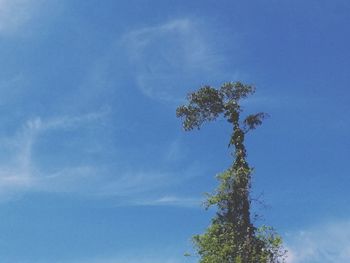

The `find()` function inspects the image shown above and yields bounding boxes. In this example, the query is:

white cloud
[285,220,350,263]
[0,0,40,35]
[121,18,230,102]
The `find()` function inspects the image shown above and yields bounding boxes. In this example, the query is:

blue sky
[0,0,349,262]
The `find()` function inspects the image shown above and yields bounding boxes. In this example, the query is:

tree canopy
[177,82,286,263]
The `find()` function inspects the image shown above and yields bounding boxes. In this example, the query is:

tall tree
[177,82,285,263]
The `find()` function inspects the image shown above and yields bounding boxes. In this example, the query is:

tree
[177,82,285,263]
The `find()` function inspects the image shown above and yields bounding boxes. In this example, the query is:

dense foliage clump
[177,82,286,263]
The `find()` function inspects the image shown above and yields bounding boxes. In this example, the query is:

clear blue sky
[0,1,349,262]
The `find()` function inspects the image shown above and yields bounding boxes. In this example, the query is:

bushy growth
[177,82,286,263]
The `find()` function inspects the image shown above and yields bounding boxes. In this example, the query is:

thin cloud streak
[132,195,202,208]
[94,162,204,199]
[62,256,185,263]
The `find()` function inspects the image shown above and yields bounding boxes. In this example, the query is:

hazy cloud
[0,111,202,205]
[0,111,106,200]
[0,0,41,35]
[122,18,229,102]
[286,220,350,263]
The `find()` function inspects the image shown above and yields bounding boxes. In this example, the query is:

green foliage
[192,223,284,263]
[177,82,286,263]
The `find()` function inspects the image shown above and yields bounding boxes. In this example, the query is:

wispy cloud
[95,162,204,202]
[121,18,232,102]
[25,110,108,132]
[0,0,41,35]
[285,220,350,263]
[0,111,203,205]
[165,139,188,162]
[0,110,107,200]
